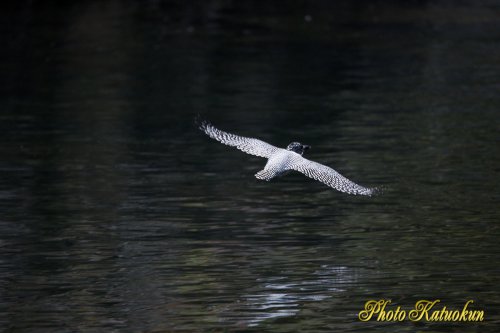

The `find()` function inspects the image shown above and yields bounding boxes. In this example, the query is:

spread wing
[199,121,279,158]
[290,155,376,196]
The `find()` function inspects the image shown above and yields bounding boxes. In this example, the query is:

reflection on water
[1,1,500,332]
[238,265,353,326]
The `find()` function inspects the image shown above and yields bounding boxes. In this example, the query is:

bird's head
[286,142,311,155]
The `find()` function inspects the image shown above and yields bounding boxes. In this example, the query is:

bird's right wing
[199,121,279,158]
[290,155,376,196]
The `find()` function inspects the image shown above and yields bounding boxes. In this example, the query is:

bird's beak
[303,145,311,150]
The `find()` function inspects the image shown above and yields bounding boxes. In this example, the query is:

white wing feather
[199,121,279,158]
[290,155,375,196]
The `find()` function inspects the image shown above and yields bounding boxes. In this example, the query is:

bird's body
[199,120,376,196]
[256,149,298,180]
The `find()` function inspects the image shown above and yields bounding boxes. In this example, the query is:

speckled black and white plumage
[199,120,376,196]
[199,121,279,158]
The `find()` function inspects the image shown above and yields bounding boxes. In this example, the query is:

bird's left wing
[199,121,279,158]
[290,155,376,196]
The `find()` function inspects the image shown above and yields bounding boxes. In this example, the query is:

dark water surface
[1,1,499,332]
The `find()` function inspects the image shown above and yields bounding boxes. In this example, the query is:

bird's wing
[199,121,279,158]
[290,155,376,196]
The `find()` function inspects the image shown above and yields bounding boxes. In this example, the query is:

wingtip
[366,186,382,196]
[195,115,211,132]
[350,186,380,196]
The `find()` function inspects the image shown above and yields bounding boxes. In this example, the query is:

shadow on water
[0,1,499,332]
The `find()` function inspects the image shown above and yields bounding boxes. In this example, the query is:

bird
[198,120,376,196]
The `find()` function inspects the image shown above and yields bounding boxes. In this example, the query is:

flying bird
[199,120,376,196]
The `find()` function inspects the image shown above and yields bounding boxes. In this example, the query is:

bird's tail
[255,169,275,181]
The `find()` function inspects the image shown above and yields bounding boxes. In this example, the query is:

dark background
[0,1,499,332]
